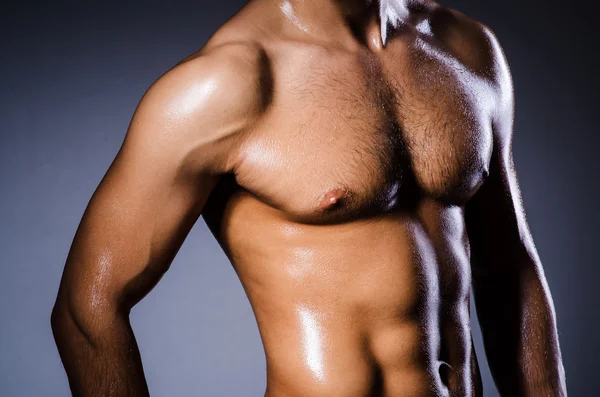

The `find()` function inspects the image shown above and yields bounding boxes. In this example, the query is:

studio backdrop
[0,1,597,396]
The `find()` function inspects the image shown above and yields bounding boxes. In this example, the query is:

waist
[257,305,477,397]
[233,236,475,396]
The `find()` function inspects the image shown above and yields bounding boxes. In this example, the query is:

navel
[319,187,349,211]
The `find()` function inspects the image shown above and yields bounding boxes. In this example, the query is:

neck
[274,0,420,48]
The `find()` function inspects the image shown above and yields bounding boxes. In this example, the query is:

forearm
[51,304,150,397]
[473,262,567,396]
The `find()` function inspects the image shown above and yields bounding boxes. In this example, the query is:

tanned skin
[51,0,567,396]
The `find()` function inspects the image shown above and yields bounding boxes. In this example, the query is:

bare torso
[196,1,503,395]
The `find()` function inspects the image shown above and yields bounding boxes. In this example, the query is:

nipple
[319,187,348,211]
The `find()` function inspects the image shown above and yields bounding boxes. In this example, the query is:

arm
[464,28,567,396]
[50,43,266,396]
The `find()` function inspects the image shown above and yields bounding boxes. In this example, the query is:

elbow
[50,298,77,341]
[50,291,121,348]
[50,295,85,348]
[51,292,69,335]
[50,301,63,335]
[51,300,80,357]
[473,242,543,282]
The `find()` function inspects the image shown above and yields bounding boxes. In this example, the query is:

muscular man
[50,0,567,396]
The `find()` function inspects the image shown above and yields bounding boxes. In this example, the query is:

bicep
[464,34,539,273]
[59,136,219,317]
[465,133,534,272]
[57,72,227,320]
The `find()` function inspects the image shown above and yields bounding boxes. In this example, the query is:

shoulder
[427,5,512,89]
[427,5,514,136]
[139,39,272,133]
[127,39,273,173]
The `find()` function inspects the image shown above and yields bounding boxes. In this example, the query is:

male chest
[233,45,494,224]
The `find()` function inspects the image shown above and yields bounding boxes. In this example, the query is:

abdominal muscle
[209,192,480,397]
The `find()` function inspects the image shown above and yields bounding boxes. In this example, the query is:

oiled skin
[51,0,567,396]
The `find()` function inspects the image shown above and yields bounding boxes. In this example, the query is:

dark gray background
[1,1,597,396]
